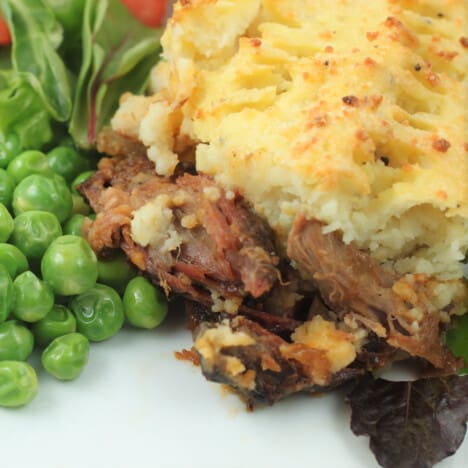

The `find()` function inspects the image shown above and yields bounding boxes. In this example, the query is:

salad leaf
[346,375,468,468]
[44,0,86,72]
[44,0,85,35]
[69,0,161,148]
[0,71,52,150]
[0,46,10,70]
[0,0,72,121]
[446,314,468,375]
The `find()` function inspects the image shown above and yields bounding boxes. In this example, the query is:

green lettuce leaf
[447,314,468,375]
[44,0,85,36]
[0,0,72,121]
[69,0,161,148]
[0,47,10,71]
[44,0,86,73]
[0,71,53,150]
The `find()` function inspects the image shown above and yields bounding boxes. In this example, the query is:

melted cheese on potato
[292,316,357,373]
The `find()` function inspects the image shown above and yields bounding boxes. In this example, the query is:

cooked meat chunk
[185,299,302,341]
[187,301,397,405]
[193,313,363,405]
[287,215,461,373]
[79,130,280,306]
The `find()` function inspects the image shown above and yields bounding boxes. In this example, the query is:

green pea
[70,284,124,342]
[0,320,34,361]
[0,244,29,278]
[11,211,62,262]
[71,170,95,195]
[63,213,87,236]
[46,146,89,183]
[70,194,91,216]
[0,266,14,323]
[13,271,54,323]
[123,276,168,329]
[98,250,137,293]
[0,169,15,208]
[0,203,14,242]
[0,361,38,407]
[41,235,98,295]
[0,133,22,168]
[12,174,73,222]
[7,150,52,184]
[32,304,77,347]
[41,333,89,381]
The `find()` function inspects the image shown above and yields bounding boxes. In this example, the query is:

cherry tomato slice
[0,15,11,46]
[120,0,168,28]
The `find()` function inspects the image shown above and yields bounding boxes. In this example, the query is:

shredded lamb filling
[78,129,462,405]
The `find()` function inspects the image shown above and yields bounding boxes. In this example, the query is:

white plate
[1,312,466,468]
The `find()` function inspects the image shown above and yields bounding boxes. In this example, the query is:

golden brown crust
[112,1,467,289]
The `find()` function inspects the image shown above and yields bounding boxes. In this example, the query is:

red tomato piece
[120,0,169,28]
[0,15,11,45]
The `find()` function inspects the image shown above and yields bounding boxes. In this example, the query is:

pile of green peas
[0,140,168,408]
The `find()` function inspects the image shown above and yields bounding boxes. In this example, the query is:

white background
[1,312,466,468]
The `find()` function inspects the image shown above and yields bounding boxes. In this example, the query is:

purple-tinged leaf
[346,375,468,468]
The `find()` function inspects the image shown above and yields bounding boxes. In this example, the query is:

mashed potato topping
[114,0,467,310]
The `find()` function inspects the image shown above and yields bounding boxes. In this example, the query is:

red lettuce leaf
[346,375,468,468]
